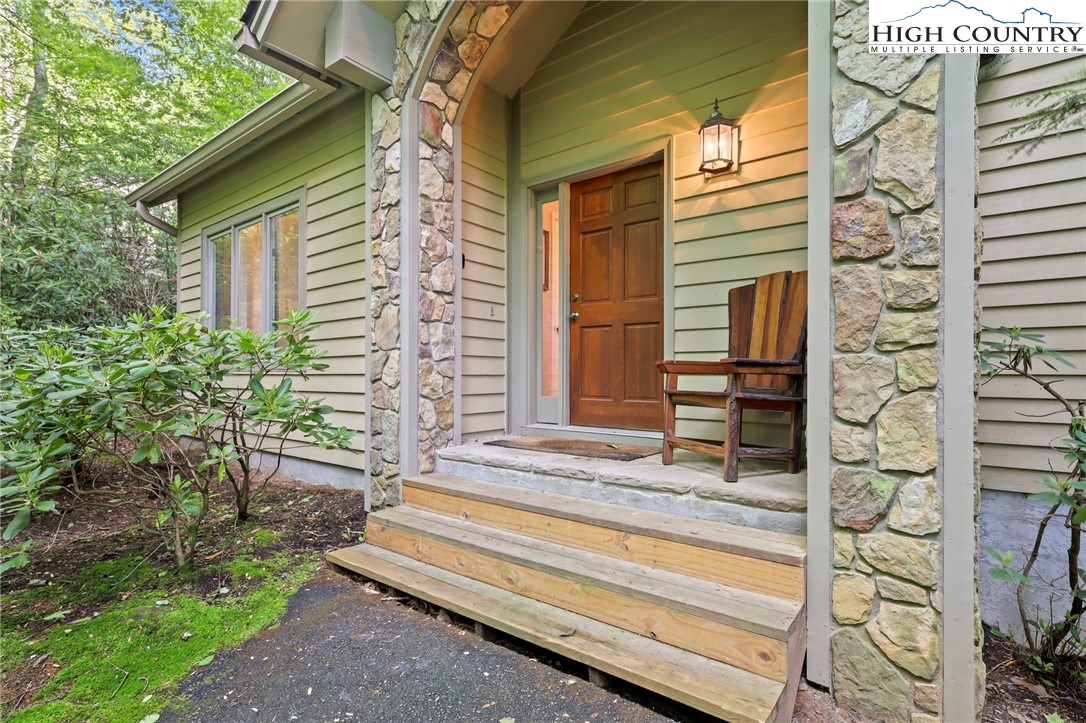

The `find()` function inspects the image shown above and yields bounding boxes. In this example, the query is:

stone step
[327,543,797,723]
[434,442,807,534]
[365,506,804,682]
[404,473,805,600]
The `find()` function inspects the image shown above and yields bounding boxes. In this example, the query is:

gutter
[135,200,178,237]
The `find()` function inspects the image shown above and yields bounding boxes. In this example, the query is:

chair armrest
[719,358,804,376]
[656,360,730,375]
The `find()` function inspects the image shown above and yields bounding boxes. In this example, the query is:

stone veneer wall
[368,0,518,507]
[827,1,982,719]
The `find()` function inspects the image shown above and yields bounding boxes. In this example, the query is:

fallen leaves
[1009,676,1050,698]
[41,609,72,621]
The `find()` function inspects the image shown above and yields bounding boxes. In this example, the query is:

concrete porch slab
[436,441,807,535]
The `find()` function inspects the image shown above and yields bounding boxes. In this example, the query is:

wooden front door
[569,161,664,431]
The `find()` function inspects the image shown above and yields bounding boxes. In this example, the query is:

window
[204,193,304,331]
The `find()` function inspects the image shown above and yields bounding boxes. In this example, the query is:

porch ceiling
[473,1,586,98]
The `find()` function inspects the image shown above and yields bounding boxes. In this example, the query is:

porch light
[699,99,738,174]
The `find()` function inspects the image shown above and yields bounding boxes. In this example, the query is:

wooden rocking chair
[656,270,807,482]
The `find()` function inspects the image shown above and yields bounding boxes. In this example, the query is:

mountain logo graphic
[886,1,1074,24]
[868,0,1085,52]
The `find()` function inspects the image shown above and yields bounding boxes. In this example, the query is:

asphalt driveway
[161,567,683,723]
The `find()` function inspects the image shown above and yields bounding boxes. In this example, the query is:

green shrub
[1,309,356,570]
[981,326,1085,689]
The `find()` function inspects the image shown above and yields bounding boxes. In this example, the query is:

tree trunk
[7,52,49,193]
[1044,508,1083,656]
[236,484,250,523]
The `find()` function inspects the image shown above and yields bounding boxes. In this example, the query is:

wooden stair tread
[403,477,804,601]
[374,506,801,640]
[405,473,805,566]
[327,543,786,723]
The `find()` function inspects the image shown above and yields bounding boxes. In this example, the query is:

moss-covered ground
[1,480,365,722]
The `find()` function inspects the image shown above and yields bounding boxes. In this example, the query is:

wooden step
[366,506,802,682]
[403,473,805,600]
[327,543,792,723]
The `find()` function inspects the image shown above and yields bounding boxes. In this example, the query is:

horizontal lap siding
[977,56,1086,493]
[520,0,808,443]
[177,96,368,471]
[460,83,509,440]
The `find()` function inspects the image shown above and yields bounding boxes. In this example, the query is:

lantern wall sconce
[699,99,739,175]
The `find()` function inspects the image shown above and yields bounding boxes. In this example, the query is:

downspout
[135,199,178,237]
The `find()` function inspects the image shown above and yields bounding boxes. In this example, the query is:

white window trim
[201,188,307,331]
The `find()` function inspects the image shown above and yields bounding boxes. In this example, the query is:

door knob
[569,312,580,321]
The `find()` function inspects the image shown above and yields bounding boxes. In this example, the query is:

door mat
[484,436,660,462]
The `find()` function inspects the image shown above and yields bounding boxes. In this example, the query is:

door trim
[513,135,675,435]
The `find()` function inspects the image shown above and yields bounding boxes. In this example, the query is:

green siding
[460,83,509,440]
[977,55,1086,493]
[176,94,368,470]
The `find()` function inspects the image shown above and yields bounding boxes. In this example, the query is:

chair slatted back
[727,270,808,390]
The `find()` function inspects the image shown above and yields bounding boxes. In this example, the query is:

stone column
[415,1,517,474]
[368,1,444,509]
[368,0,519,506]
[827,2,980,720]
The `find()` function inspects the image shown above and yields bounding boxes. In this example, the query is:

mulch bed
[982,625,1085,722]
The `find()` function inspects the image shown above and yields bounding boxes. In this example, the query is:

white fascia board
[126,82,332,207]
[247,0,281,44]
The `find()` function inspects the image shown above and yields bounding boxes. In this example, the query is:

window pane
[270,208,300,323]
[211,233,232,328]
[237,221,264,331]
[540,200,560,398]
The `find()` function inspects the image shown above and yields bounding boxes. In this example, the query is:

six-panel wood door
[569,161,664,430]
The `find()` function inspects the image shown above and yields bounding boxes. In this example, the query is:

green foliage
[1,310,356,570]
[981,326,1086,689]
[979,325,1073,376]
[993,62,1086,158]
[2,549,317,722]
[1,0,288,327]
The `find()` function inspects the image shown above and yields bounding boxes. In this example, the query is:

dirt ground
[1,469,366,601]
[981,626,1085,722]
